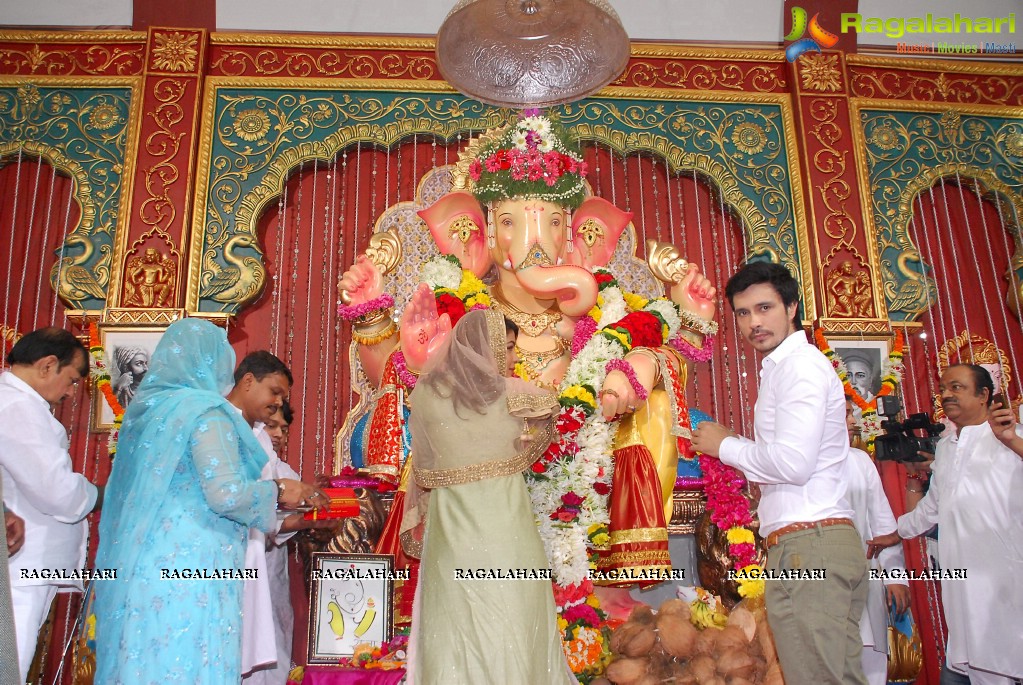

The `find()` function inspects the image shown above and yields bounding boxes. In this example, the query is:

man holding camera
[897,363,1023,685]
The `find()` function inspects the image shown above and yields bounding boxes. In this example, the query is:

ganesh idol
[337,109,717,625]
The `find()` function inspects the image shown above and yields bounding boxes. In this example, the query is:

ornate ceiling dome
[436,0,631,107]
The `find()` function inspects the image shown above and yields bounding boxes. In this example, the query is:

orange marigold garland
[88,323,125,457]
[814,328,906,450]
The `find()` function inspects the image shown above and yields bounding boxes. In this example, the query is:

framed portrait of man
[91,325,166,431]
[833,338,890,402]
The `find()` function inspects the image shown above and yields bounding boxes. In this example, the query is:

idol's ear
[418,191,492,277]
[564,197,633,268]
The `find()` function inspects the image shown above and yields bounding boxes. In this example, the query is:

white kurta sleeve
[897,482,938,539]
[0,402,96,523]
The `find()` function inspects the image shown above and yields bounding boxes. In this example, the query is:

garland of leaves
[88,323,125,456]
[814,329,906,449]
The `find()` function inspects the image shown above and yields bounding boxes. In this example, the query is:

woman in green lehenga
[401,306,574,685]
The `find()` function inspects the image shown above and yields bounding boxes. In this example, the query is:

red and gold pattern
[362,350,410,483]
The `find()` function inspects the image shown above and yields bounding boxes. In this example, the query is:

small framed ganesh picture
[90,325,166,431]
[307,552,395,664]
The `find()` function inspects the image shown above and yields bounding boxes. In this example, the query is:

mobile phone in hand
[991,393,1007,410]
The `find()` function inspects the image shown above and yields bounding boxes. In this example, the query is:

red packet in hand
[302,487,359,520]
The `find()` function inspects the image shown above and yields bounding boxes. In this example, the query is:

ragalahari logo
[785,7,840,61]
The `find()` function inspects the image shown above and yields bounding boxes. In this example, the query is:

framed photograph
[307,552,394,664]
[91,325,166,431]
[832,337,890,402]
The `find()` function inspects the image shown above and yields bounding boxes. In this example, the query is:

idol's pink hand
[337,255,384,306]
[399,284,452,371]
[670,264,717,323]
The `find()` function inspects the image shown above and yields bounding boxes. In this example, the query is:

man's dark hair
[7,327,88,375]
[281,400,294,425]
[234,350,293,385]
[725,261,801,327]
[947,363,995,405]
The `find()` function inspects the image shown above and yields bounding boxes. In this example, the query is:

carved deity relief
[123,247,177,308]
[825,259,874,318]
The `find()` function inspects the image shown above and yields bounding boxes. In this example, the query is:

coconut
[726,606,757,642]
[692,627,719,655]
[628,604,656,626]
[657,598,691,619]
[717,650,758,680]
[688,654,717,682]
[655,612,698,659]
[605,657,649,685]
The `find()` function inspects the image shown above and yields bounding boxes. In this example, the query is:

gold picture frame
[306,552,395,665]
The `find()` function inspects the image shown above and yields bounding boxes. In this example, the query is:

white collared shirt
[0,371,98,590]
[897,422,1023,676]
[718,331,853,536]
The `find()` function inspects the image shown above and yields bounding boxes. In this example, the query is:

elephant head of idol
[419,110,633,319]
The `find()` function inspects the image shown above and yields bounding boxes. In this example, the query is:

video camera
[872,396,943,463]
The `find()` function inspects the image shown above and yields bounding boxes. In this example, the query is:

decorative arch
[854,102,1023,322]
[188,82,813,316]
[0,79,139,311]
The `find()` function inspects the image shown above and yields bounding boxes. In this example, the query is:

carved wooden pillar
[788,50,891,333]
[107,26,207,324]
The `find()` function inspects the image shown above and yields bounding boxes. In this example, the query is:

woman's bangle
[907,472,929,482]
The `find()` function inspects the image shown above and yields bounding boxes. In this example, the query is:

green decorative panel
[191,87,810,315]
[859,105,1023,322]
[0,81,136,311]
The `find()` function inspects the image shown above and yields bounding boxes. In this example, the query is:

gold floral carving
[210,50,438,79]
[731,122,766,154]
[232,108,270,141]
[150,31,198,73]
[808,99,857,246]
[825,260,874,318]
[609,59,785,93]
[847,55,1023,105]
[799,53,842,92]
[0,40,144,76]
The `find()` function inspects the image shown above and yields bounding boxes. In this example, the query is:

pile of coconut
[596,597,783,685]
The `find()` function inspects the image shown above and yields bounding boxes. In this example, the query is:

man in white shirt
[844,398,910,685]
[228,353,331,684]
[896,364,1023,685]
[2,485,26,685]
[693,262,892,685]
[0,327,100,682]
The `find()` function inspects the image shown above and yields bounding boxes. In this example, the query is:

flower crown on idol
[453,108,589,209]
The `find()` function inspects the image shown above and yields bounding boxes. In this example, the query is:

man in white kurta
[897,364,1023,685]
[241,415,302,683]
[0,327,98,681]
[843,430,909,685]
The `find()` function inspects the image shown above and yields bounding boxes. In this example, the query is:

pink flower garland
[670,333,715,363]
[570,315,597,357]
[337,294,395,320]
[604,358,648,401]
[697,453,751,530]
[392,350,417,389]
